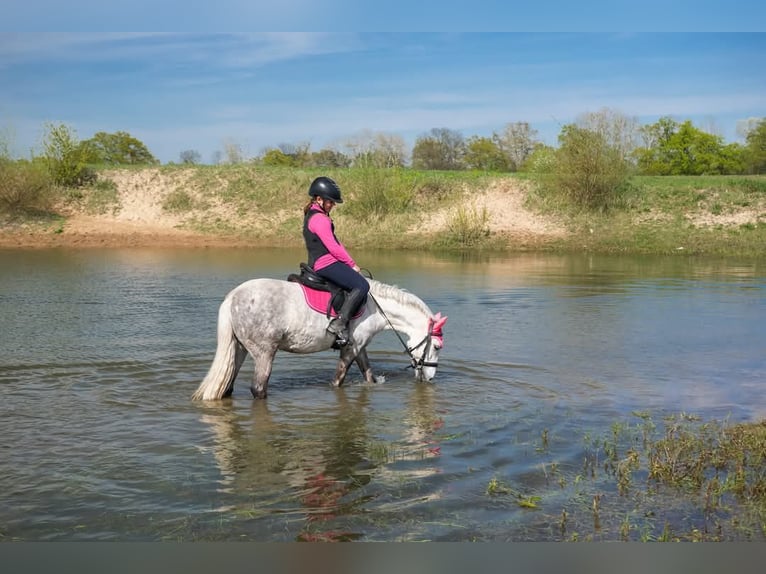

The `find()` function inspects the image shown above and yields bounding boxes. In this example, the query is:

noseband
[405,326,439,370]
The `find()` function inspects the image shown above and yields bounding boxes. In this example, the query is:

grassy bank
[2,164,765,256]
[155,165,503,251]
[525,174,766,257]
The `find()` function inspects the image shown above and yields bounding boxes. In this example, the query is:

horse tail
[192,296,245,400]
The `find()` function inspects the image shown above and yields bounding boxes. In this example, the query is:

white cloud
[0,33,360,69]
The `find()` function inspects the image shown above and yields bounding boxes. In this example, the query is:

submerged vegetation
[478,413,766,541]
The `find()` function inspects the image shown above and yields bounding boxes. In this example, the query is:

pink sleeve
[308,213,356,267]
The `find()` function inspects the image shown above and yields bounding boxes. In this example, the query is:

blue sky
[1,32,765,164]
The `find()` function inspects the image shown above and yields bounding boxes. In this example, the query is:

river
[1,247,764,541]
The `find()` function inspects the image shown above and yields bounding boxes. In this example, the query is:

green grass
[527,174,766,256]
[3,163,765,256]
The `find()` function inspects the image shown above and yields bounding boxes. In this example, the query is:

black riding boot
[327,287,366,347]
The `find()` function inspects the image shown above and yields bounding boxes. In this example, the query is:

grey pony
[192,278,447,400]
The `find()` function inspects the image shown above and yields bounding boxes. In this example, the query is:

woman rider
[303,176,370,347]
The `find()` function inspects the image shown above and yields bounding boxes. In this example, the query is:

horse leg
[244,340,277,400]
[331,350,358,388]
[354,348,377,385]
[222,343,248,398]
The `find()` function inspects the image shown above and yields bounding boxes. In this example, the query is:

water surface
[1,248,764,541]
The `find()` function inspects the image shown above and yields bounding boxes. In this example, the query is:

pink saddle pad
[298,284,364,318]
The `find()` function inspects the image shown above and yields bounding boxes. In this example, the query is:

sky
[1,32,765,164]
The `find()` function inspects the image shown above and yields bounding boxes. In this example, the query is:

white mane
[368,278,432,317]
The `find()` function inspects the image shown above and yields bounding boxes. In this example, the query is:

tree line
[191,111,765,177]
[2,111,765,216]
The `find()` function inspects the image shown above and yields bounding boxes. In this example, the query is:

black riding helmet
[308,176,343,204]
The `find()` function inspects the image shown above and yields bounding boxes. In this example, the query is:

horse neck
[370,284,430,338]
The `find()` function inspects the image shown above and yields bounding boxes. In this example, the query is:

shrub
[552,125,631,211]
[342,167,415,221]
[41,122,96,187]
[442,205,490,248]
[162,189,195,213]
[0,159,54,214]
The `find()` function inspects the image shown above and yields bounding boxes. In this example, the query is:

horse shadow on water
[192,276,447,401]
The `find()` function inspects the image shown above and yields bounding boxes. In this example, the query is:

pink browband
[428,312,448,347]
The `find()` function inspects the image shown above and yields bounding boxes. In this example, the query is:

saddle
[287,263,348,318]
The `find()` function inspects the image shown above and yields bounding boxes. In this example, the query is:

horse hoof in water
[251,388,267,400]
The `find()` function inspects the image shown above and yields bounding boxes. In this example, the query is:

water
[1,248,764,541]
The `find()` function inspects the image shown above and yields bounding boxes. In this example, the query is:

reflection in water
[194,381,447,541]
[197,390,376,541]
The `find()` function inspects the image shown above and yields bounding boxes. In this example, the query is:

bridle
[367,292,440,371]
[360,269,442,372]
[403,322,441,370]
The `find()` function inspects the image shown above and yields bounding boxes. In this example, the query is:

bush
[162,189,195,213]
[552,125,631,211]
[341,168,415,221]
[41,122,96,187]
[442,205,490,248]
[0,159,54,214]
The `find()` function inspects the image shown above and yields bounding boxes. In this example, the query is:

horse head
[412,312,448,382]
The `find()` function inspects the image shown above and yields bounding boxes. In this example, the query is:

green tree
[463,136,509,171]
[41,122,94,187]
[525,144,557,174]
[262,148,296,167]
[310,148,351,168]
[411,128,465,170]
[744,118,766,174]
[553,124,631,211]
[82,131,159,165]
[635,118,745,175]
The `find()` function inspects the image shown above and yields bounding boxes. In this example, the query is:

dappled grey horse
[192,277,447,400]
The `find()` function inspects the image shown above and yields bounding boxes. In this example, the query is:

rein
[361,269,438,371]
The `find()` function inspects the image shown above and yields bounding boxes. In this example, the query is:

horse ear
[433,314,447,330]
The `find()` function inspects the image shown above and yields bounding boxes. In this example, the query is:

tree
[553,124,631,210]
[41,122,95,187]
[179,149,202,165]
[635,119,745,175]
[81,131,158,165]
[743,118,766,174]
[463,136,509,171]
[275,142,311,167]
[310,148,351,168]
[493,121,539,171]
[369,132,408,168]
[575,108,639,162]
[339,130,407,168]
[736,117,762,140]
[411,128,465,170]
[222,139,245,164]
[262,148,296,167]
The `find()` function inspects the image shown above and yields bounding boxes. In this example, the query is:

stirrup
[331,335,349,349]
[327,318,349,347]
